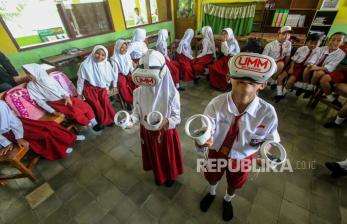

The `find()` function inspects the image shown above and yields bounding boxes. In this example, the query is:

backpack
[49,71,78,97]
[5,87,46,120]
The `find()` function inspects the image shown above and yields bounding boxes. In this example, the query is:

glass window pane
[177,0,195,18]
[0,0,69,48]
[61,0,112,38]
[121,0,148,28]
[150,0,170,23]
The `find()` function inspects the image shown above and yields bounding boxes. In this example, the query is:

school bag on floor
[49,71,78,97]
[5,87,46,120]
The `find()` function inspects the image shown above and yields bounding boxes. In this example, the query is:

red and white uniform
[176,29,194,82]
[287,46,318,80]
[307,46,345,73]
[263,40,292,62]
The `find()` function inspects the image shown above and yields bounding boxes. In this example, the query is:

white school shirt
[204,92,280,160]
[221,40,240,56]
[0,101,24,148]
[291,46,318,64]
[263,40,292,61]
[197,38,215,58]
[306,46,346,72]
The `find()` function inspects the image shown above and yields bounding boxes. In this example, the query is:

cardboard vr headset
[228,52,277,83]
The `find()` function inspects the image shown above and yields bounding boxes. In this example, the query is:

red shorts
[329,69,347,83]
[287,63,305,80]
[204,150,256,189]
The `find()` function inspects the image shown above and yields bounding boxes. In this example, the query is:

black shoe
[126,104,132,111]
[323,121,340,129]
[303,90,313,98]
[295,88,304,97]
[194,78,200,85]
[222,200,234,221]
[325,162,347,178]
[177,87,185,91]
[331,99,343,108]
[107,122,116,127]
[274,95,284,103]
[155,180,161,186]
[164,180,175,187]
[92,124,104,132]
[200,193,216,212]
[271,84,276,90]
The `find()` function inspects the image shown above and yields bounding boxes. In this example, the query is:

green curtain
[202,3,256,36]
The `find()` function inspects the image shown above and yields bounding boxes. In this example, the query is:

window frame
[120,0,172,30]
[0,0,115,51]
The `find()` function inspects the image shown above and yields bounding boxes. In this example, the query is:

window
[177,0,195,18]
[0,0,113,49]
[121,0,171,28]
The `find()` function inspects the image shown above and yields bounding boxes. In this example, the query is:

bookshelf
[251,2,266,33]
[309,9,338,37]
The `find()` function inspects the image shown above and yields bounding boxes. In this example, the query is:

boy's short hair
[307,33,323,42]
[330,32,347,41]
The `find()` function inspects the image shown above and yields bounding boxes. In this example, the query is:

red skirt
[4,118,76,161]
[287,63,306,81]
[166,59,180,85]
[140,125,184,184]
[330,69,347,83]
[209,55,231,91]
[48,98,95,126]
[82,81,116,126]
[177,53,194,82]
[117,73,136,104]
[192,54,214,77]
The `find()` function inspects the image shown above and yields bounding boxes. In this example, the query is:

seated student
[262,26,292,88]
[323,82,347,128]
[77,45,117,127]
[320,68,347,103]
[300,32,346,98]
[23,64,102,131]
[156,29,183,91]
[176,28,195,82]
[110,39,136,107]
[0,52,30,92]
[0,100,78,160]
[275,33,322,102]
[128,28,148,64]
[209,28,240,91]
[192,26,216,81]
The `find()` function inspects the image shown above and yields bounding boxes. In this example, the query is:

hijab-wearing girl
[111,39,137,106]
[24,64,101,131]
[128,28,148,64]
[77,45,117,127]
[176,28,195,82]
[209,28,240,91]
[192,26,216,79]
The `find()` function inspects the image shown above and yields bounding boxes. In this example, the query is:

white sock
[224,191,236,202]
[204,68,209,75]
[276,85,283,96]
[335,115,346,125]
[283,87,289,95]
[294,82,303,89]
[210,182,219,196]
[307,84,315,91]
[76,135,86,141]
[90,118,98,126]
[66,147,73,154]
[325,94,336,102]
[337,159,347,170]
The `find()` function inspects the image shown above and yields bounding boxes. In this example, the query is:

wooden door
[174,0,197,39]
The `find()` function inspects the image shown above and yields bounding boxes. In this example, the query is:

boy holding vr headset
[196,53,280,221]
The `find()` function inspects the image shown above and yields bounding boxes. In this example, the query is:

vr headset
[228,52,277,83]
[132,50,166,87]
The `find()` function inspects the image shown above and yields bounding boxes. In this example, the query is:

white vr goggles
[228,52,277,83]
[132,50,166,87]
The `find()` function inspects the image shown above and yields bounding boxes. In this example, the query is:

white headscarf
[134,50,178,128]
[77,45,117,88]
[201,26,216,58]
[129,28,148,60]
[110,39,133,75]
[0,100,22,137]
[24,63,68,102]
[222,28,240,56]
[156,29,169,57]
[177,28,194,58]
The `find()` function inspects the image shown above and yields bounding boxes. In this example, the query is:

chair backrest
[4,85,46,120]
[49,71,78,97]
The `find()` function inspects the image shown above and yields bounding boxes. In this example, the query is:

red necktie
[219,114,244,156]
[302,49,312,64]
[317,53,328,66]
[279,43,283,59]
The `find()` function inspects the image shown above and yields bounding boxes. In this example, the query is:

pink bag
[5,87,46,120]
[49,71,78,97]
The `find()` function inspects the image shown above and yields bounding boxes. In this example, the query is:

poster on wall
[321,0,339,10]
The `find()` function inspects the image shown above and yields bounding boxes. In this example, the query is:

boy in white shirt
[197,53,280,221]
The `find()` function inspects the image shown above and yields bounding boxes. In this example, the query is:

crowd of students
[1,25,346,221]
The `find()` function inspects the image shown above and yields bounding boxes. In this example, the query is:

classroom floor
[0,78,347,224]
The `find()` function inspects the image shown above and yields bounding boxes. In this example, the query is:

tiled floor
[1,79,347,224]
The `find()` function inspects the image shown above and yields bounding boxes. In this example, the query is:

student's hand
[16,138,29,149]
[52,111,65,118]
[65,97,73,106]
[0,144,14,156]
[195,136,214,149]
[159,117,169,130]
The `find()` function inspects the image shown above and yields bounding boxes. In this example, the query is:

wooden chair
[0,146,40,182]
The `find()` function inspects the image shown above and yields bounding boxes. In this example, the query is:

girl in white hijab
[156,29,182,90]
[192,26,216,80]
[110,39,136,107]
[176,28,195,82]
[77,45,117,127]
[127,50,184,186]
[209,28,240,91]
[128,28,148,63]
[24,64,101,131]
